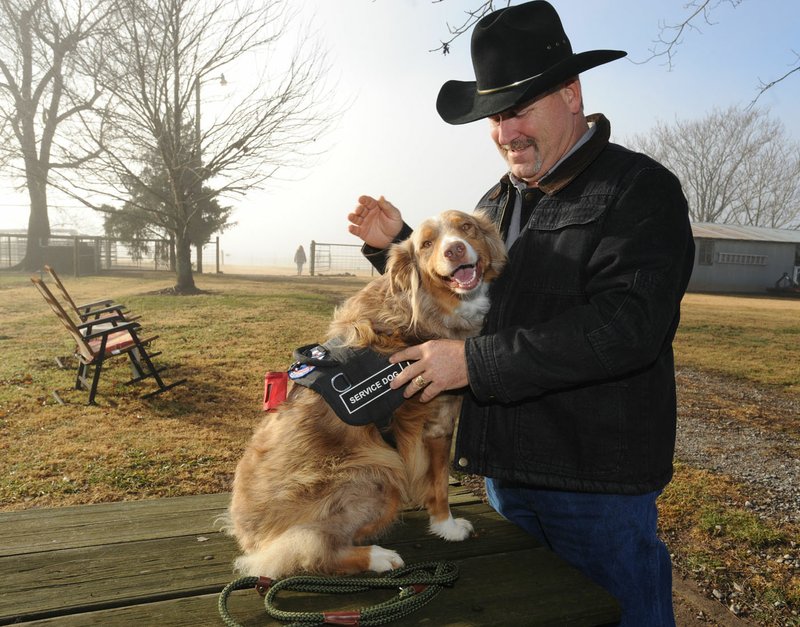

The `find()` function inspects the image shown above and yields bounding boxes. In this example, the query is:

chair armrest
[77,299,116,311]
[82,320,141,340]
[77,314,127,331]
[79,304,130,320]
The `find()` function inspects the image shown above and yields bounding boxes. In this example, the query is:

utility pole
[193,78,203,274]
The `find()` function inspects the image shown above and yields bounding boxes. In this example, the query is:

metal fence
[0,233,219,276]
[309,240,375,276]
[0,233,26,269]
[1,232,371,277]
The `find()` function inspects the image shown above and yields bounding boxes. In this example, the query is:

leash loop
[218,561,459,627]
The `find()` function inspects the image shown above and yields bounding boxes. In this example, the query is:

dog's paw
[429,515,474,541]
[368,545,404,572]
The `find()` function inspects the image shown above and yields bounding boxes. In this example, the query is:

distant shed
[689,222,800,293]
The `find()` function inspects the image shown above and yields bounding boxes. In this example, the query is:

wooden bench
[0,484,620,626]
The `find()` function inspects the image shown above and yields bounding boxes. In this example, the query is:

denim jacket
[458,114,695,494]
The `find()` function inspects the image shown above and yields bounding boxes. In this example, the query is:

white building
[689,223,800,293]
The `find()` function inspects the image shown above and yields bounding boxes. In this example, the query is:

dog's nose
[444,240,466,261]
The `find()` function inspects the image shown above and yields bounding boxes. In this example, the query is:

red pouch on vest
[262,371,288,411]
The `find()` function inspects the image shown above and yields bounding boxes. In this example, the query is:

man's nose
[495,117,521,146]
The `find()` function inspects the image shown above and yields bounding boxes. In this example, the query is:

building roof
[691,222,800,244]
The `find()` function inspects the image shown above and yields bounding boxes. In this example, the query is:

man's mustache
[502,137,536,152]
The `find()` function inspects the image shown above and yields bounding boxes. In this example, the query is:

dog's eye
[421,240,433,249]
[461,222,473,234]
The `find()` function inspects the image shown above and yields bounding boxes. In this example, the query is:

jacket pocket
[527,195,611,231]
[509,197,611,302]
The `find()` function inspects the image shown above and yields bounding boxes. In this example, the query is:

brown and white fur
[226,210,506,578]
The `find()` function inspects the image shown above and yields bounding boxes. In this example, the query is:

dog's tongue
[451,265,478,290]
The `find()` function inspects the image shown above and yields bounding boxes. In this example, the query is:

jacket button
[457,457,469,468]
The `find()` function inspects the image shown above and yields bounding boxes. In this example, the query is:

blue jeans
[485,478,674,627]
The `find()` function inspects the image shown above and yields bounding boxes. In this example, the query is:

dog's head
[385,210,506,335]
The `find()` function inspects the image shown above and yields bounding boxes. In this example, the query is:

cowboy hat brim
[436,49,626,125]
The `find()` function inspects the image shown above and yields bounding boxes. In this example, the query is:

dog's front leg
[424,433,473,541]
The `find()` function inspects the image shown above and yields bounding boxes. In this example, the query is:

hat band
[476,71,543,95]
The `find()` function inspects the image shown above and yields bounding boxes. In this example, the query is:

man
[348,2,695,625]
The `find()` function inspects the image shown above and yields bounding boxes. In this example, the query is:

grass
[676,293,800,393]
[0,270,369,508]
[1,272,799,624]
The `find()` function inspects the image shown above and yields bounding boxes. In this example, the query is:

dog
[227,210,506,578]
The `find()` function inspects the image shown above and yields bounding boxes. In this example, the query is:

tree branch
[632,0,744,69]
[750,52,800,107]
[428,1,512,55]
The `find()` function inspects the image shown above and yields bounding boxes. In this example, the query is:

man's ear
[560,77,583,113]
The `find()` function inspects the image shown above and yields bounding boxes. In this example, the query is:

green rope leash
[218,561,459,626]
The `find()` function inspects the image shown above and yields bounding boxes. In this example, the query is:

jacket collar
[538,113,610,194]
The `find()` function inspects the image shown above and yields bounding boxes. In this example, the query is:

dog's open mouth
[447,261,483,292]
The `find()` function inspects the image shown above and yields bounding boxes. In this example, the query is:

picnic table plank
[0,493,229,557]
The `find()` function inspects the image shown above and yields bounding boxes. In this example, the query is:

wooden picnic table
[0,483,620,626]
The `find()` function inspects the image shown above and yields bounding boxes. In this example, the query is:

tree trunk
[173,232,198,293]
[19,176,50,271]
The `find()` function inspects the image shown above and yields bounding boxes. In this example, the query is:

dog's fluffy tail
[234,527,321,578]
[233,526,403,578]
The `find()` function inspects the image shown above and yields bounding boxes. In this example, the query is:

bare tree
[71,0,335,293]
[735,140,800,229]
[629,106,800,229]
[0,0,113,271]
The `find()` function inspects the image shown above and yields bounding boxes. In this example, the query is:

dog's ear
[386,238,419,295]
[386,238,424,332]
[474,210,508,277]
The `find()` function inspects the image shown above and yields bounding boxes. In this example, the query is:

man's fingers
[390,346,419,364]
[390,348,421,392]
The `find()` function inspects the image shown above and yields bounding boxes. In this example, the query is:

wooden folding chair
[31,277,185,404]
[43,265,138,323]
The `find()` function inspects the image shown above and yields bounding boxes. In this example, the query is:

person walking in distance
[294,245,307,276]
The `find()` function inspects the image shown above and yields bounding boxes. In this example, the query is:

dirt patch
[675,368,800,524]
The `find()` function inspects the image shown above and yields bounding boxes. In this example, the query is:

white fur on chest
[453,283,491,332]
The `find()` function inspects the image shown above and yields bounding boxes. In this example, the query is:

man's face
[488,82,581,185]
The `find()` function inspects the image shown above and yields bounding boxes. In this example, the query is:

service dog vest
[288,340,413,429]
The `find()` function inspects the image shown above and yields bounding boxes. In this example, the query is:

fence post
[310,240,316,276]
[215,236,220,273]
[73,236,80,277]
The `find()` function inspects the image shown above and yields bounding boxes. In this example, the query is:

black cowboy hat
[436,1,626,125]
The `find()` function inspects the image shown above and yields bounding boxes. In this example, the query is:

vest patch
[289,340,413,428]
